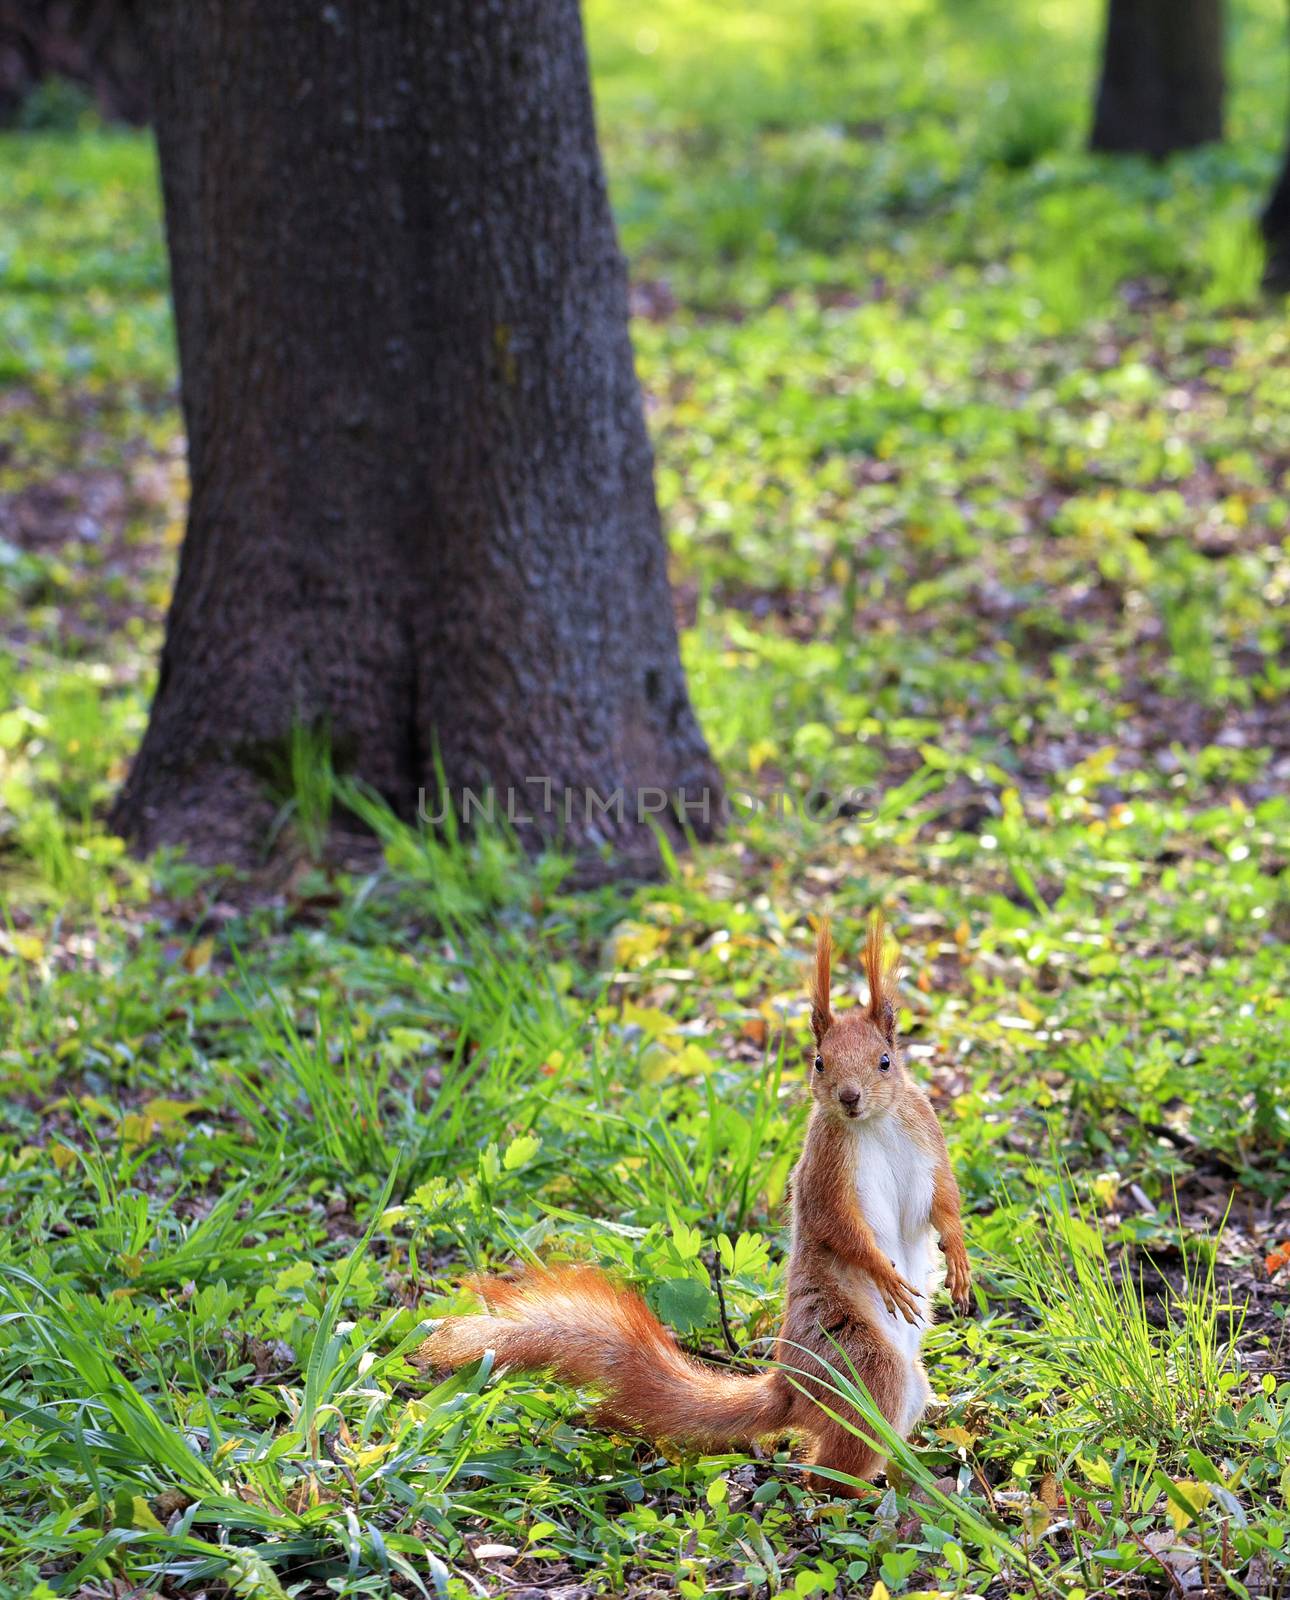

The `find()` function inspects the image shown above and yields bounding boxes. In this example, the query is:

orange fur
[420,1265,793,1448]
[864,913,896,1039]
[419,912,971,1499]
[810,918,833,1043]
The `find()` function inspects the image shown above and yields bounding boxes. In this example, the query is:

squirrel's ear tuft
[809,917,833,1044]
[865,912,898,1043]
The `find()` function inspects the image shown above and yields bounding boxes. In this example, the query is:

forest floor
[0,1,1288,1596]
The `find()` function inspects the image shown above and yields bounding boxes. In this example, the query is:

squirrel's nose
[838,1087,861,1109]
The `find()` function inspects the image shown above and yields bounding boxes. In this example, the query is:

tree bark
[1090,0,1224,157]
[112,0,720,872]
[1262,112,1290,291]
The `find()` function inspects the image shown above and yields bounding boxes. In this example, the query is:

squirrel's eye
[814,1055,824,1072]
[878,1053,891,1072]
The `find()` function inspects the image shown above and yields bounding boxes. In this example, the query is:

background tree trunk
[0,0,146,124]
[1090,0,1224,157]
[112,0,720,872]
[1262,64,1290,291]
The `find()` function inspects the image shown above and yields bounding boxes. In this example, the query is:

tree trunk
[112,0,720,873]
[1262,115,1290,291]
[1090,0,1224,157]
[0,0,146,124]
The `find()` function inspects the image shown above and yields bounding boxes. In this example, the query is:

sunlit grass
[995,1187,1248,1473]
[0,0,1288,1593]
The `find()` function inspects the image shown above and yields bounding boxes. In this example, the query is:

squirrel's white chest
[850,1121,938,1353]
[851,1122,934,1250]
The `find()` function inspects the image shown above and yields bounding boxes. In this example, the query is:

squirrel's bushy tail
[419,1265,793,1449]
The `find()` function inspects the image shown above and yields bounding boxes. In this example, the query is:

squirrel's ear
[865,912,898,1044]
[809,917,833,1044]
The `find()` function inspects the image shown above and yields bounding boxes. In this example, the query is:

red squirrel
[418,915,971,1494]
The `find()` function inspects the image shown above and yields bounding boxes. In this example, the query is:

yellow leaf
[1021,1499,1050,1536]
[609,920,666,968]
[1078,1455,1115,1488]
[182,937,215,974]
[671,1042,715,1076]
[1166,1479,1211,1531]
[640,1041,713,1084]
[639,1043,673,1084]
[118,1253,145,1279]
[141,1097,203,1126]
[747,738,777,773]
[870,1583,892,1600]
[131,1496,164,1532]
[121,1113,155,1151]
[50,1143,77,1173]
[122,1098,201,1152]
[12,932,44,962]
[621,1003,679,1040]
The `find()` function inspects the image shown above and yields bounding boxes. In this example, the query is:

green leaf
[667,1208,703,1261]
[504,1133,541,1170]
[652,1275,715,1334]
[224,1549,291,1599]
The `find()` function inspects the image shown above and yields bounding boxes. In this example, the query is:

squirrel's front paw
[877,1267,924,1324]
[943,1242,972,1312]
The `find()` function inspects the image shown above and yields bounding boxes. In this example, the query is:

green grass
[1,0,1289,1595]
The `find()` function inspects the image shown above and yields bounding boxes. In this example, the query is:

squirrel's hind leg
[802,1419,884,1497]
[798,1335,909,1498]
